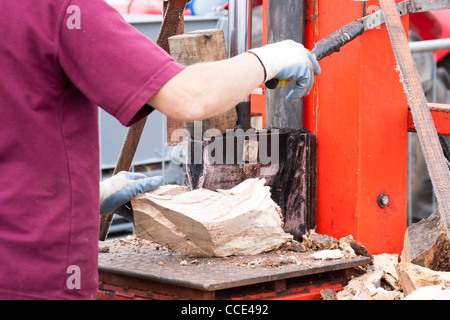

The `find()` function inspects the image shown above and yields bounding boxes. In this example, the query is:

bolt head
[378,194,389,208]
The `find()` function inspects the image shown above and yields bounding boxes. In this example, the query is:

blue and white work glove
[100,171,164,221]
[249,40,321,103]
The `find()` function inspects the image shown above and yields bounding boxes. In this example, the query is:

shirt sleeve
[58,0,185,126]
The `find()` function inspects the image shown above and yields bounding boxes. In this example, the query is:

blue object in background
[189,0,227,16]
[187,0,196,15]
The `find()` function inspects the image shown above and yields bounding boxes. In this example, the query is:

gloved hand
[248,40,321,103]
[100,171,164,220]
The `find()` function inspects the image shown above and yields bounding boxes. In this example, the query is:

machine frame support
[263,0,411,254]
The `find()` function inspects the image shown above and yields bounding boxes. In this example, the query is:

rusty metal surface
[98,238,370,292]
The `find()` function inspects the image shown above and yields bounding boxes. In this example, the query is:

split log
[373,254,402,291]
[336,254,403,300]
[335,269,403,300]
[339,235,373,263]
[401,211,450,271]
[402,284,450,300]
[396,262,450,296]
[132,178,293,257]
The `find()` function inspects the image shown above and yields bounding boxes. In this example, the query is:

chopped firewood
[320,288,337,300]
[395,262,450,296]
[98,242,110,253]
[281,240,309,253]
[132,184,207,256]
[372,254,402,291]
[302,231,339,250]
[339,235,373,263]
[336,254,403,300]
[335,255,450,300]
[131,178,293,257]
[401,210,450,271]
[298,233,372,261]
[336,268,403,300]
[402,284,450,300]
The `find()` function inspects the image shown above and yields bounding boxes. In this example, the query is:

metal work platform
[97,237,370,300]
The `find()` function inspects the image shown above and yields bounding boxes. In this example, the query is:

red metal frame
[259,0,412,255]
[236,281,344,300]
[408,103,450,136]
[307,0,412,255]
[97,277,348,300]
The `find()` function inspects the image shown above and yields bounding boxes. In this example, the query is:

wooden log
[335,269,403,300]
[186,128,317,240]
[166,29,237,145]
[131,184,211,256]
[336,254,403,300]
[373,253,402,291]
[402,284,450,300]
[401,211,450,271]
[339,235,373,263]
[395,262,450,296]
[132,178,293,257]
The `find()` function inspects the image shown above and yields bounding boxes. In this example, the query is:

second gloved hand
[100,171,164,219]
[248,40,321,103]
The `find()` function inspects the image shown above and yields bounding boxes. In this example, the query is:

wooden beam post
[167,29,237,145]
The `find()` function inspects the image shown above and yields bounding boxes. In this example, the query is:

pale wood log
[402,284,450,300]
[401,211,450,271]
[336,254,403,300]
[166,29,237,145]
[396,262,450,296]
[132,178,293,257]
[373,253,401,291]
[339,235,373,262]
[132,185,212,256]
[336,269,403,300]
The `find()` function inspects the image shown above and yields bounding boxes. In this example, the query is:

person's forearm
[148,52,264,121]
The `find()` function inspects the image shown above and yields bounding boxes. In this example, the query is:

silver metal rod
[228,0,251,58]
[228,0,252,129]
[409,38,450,53]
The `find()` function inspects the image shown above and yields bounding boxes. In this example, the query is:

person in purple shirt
[0,0,320,299]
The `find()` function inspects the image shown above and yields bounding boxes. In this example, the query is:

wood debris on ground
[100,179,450,300]
[324,212,450,300]
[316,210,450,300]
[99,232,368,269]
[328,253,450,300]
[99,232,450,300]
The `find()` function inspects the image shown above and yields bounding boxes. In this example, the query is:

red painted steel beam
[267,282,344,300]
[408,103,450,136]
[302,0,409,254]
